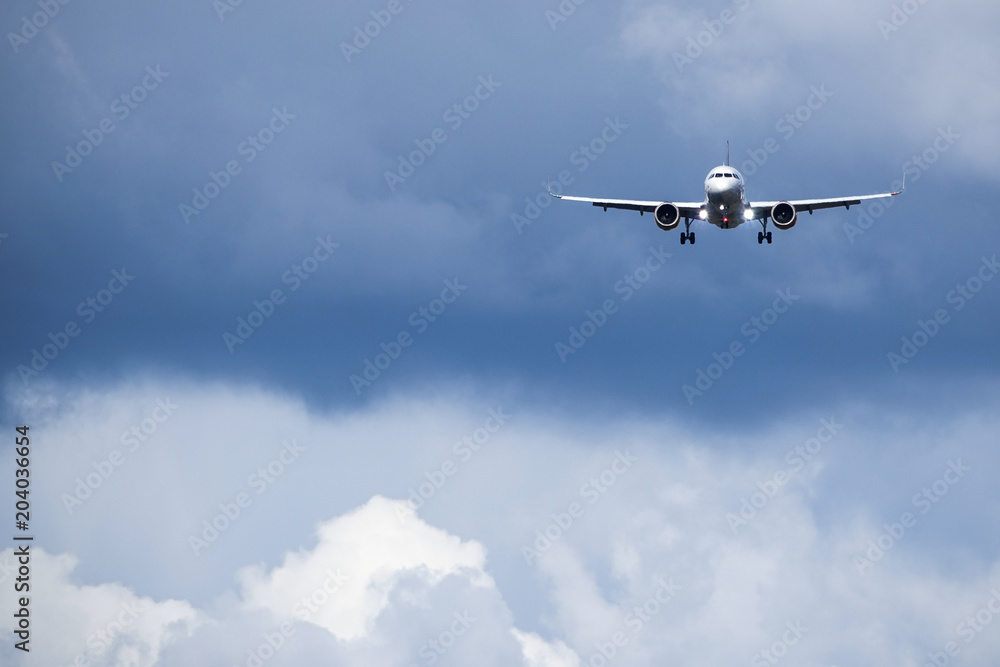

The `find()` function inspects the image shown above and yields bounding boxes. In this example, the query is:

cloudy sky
[2,0,1000,665]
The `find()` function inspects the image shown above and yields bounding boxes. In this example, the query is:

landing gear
[757,220,772,245]
[680,219,695,245]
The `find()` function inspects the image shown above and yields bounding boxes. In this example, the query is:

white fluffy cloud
[237,495,493,640]
[0,548,201,667]
[3,379,1000,665]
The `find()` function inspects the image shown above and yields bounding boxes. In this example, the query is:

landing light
[699,210,707,220]
[743,209,754,220]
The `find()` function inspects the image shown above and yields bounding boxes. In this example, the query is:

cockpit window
[714,173,722,177]
[724,172,733,177]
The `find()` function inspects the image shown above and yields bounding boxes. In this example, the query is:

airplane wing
[551,193,704,218]
[750,188,903,216]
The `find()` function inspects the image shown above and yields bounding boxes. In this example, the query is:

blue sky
[2,1,1000,665]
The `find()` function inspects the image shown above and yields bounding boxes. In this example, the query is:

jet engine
[771,202,797,230]
[654,203,681,231]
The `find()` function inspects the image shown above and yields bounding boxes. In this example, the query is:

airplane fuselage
[550,147,902,245]
[704,165,749,229]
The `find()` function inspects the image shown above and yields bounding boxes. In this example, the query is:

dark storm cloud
[1,0,998,423]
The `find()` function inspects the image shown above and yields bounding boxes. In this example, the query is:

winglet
[893,170,907,196]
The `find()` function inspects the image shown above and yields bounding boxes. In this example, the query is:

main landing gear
[757,219,772,245]
[680,219,695,245]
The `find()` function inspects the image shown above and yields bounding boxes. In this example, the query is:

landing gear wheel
[758,220,772,245]
[681,218,695,246]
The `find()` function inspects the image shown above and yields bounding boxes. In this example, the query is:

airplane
[550,144,904,245]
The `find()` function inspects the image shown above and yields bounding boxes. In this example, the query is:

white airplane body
[551,147,903,244]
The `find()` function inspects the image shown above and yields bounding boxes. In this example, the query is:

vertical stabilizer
[726,141,730,166]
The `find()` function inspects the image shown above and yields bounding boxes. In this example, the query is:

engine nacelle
[771,202,797,230]
[654,203,681,231]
